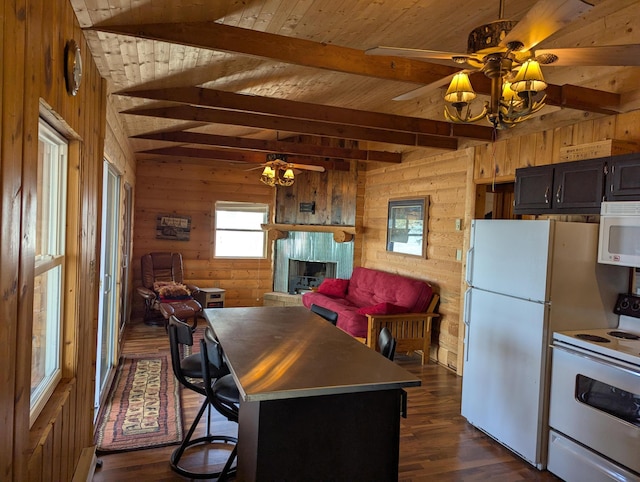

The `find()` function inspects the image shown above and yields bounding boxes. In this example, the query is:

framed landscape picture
[386,197,428,257]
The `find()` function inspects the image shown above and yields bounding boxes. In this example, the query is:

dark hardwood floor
[92,318,559,481]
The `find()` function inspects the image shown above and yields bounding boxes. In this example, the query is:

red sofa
[302,267,439,363]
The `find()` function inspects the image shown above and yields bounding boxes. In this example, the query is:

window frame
[30,119,68,426]
[214,201,269,259]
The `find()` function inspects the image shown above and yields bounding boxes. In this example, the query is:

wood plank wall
[360,110,640,375]
[360,149,474,372]
[1,0,112,480]
[474,111,640,182]
[275,166,358,225]
[132,159,276,312]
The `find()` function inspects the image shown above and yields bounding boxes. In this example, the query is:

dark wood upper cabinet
[606,152,640,201]
[514,158,606,215]
[553,159,606,212]
[514,165,555,213]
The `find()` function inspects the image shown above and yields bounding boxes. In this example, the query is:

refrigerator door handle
[464,288,471,327]
[464,288,472,362]
[465,247,474,285]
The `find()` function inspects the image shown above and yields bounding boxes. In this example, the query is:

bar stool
[167,316,235,479]
[200,333,241,480]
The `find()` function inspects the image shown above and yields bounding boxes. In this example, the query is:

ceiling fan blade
[365,46,470,61]
[536,45,640,66]
[392,76,456,101]
[290,163,325,172]
[500,0,594,51]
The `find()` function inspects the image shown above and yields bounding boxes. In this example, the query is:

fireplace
[272,231,353,294]
[288,259,337,294]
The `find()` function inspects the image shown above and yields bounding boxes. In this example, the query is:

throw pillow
[317,278,349,297]
[356,302,407,316]
[155,281,191,299]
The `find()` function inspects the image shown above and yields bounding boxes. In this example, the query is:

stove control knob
[614,293,640,318]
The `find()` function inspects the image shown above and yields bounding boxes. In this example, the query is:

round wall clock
[64,39,82,96]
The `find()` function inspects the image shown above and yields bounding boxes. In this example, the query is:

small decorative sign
[156,214,191,241]
[300,202,316,214]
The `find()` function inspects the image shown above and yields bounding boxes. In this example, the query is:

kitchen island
[204,305,420,481]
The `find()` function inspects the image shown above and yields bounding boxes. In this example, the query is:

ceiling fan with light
[366,0,640,129]
[252,153,325,187]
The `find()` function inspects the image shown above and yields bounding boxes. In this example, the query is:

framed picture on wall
[386,197,428,257]
[156,214,191,241]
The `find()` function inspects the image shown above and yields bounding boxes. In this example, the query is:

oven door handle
[552,343,640,375]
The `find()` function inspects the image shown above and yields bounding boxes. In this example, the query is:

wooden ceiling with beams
[71,0,640,170]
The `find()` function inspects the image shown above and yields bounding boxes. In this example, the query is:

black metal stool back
[168,315,203,394]
[378,326,397,360]
[167,316,235,479]
[200,336,240,480]
[310,303,338,325]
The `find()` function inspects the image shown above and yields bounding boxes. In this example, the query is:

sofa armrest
[136,286,156,300]
[365,293,440,365]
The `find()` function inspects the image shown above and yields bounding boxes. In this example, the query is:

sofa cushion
[346,267,432,313]
[356,302,407,316]
[302,267,434,340]
[317,278,349,297]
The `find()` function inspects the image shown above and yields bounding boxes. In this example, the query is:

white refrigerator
[461,219,628,469]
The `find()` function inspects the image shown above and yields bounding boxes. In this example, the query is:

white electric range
[548,294,640,482]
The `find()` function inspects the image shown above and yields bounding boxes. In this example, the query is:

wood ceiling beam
[468,74,621,114]
[137,146,352,171]
[122,105,460,150]
[546,84,621,115]
[133,130,403,163]
[119,87,494,141]
[95,22,622,116]
[90,22,460,86]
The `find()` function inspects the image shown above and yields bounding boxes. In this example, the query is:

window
[214,201,268,258]
[31,119,68,424]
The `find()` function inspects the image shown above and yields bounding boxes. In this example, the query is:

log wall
[0,0,127,480]
[360,149,474,371]
[132,159,276,311]
[360,110,640,375]
[275,163,358,225]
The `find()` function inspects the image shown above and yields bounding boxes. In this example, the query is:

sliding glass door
[94,161,121,418]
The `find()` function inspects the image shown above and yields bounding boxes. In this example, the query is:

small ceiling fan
[366,0,640,128]
[247,153,325,187]
[246,154,326,173]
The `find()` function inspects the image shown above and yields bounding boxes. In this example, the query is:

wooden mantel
[261,224,356,243]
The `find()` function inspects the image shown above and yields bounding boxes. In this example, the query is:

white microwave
[598,201,640,268]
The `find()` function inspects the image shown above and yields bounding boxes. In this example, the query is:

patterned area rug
[95,354,183,454]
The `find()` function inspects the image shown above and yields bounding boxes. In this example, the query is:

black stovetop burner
[608,330,640,340]
[575,334,611,343]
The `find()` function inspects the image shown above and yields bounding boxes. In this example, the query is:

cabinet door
[607,153,640,201]
[514,165,554,214]
[553,158,605,213]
